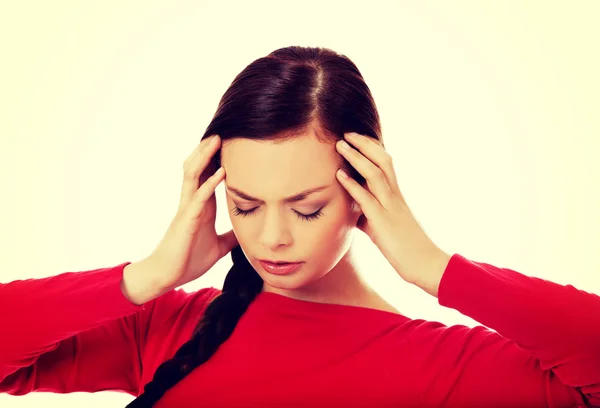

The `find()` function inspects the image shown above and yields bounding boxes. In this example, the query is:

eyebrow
[226,184,331,203]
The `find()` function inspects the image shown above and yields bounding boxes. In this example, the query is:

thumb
[218,229,239,256]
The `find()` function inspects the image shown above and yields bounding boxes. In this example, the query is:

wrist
[121,257,173,305]
[412,251,452,298]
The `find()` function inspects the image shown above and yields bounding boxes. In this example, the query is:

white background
[1,1,599,406]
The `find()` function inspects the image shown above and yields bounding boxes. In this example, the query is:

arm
[0,262,186,395]
[410,254,600,407]
[121,257,178,305]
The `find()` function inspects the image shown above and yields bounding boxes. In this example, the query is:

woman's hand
[145,134,238,290]
[335,132,451,292]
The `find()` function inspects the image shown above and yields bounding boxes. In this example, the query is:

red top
[0,254,598,407]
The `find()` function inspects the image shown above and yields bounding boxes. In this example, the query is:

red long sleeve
[410,254,600,407]
[0,262,211,396]
[2,255,599,407]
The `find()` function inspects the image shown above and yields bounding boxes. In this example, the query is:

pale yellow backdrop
[1,1,599,406]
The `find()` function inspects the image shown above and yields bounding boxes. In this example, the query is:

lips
[259,259,299,265]
[258,260,303,275]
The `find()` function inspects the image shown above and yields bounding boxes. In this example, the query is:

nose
[258,209,293,249]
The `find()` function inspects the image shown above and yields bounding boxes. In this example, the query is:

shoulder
[141,286,222,335]
[407,319,502,347]
[406,319,536,372]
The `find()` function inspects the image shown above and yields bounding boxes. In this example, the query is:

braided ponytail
[125,245,263,407]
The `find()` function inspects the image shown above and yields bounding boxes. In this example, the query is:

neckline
[253,290,408,320]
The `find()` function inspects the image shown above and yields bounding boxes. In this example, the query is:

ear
[350,199,363,223]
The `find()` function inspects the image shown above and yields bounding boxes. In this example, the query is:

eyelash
[232,206,324,222]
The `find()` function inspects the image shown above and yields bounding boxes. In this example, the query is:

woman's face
[220,133,363,296]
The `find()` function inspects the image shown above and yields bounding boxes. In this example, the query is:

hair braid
[125,245,263,407]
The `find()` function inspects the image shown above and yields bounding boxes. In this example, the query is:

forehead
[220,134,341,197]
[221,134,340,173]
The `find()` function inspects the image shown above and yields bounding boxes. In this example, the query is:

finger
[343,133,400,195]
[187,166,225,218]
[180,135,221,210]
[336,168,381,220]
[336,137,394,209]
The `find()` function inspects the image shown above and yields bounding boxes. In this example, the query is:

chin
[268,270,336,295]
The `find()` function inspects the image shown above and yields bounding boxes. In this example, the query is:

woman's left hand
[335,132,451,289]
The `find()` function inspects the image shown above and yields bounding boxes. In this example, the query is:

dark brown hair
[126,45,384,407]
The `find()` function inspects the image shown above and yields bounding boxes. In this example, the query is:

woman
[1,46,598,407]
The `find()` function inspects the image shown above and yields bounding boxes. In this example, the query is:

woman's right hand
[144,134,238,290]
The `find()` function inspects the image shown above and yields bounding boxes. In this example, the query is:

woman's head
[126,45,384,407]
[220,131,364,295]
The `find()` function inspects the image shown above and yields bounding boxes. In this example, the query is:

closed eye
[231,206,324,222]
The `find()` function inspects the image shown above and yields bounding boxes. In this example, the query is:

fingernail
[211,135,220,145]
[337,169,348,178]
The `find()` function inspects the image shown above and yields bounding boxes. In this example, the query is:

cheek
[305,217,355,269]
[306,204,355,251]
[324,209,356,243]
